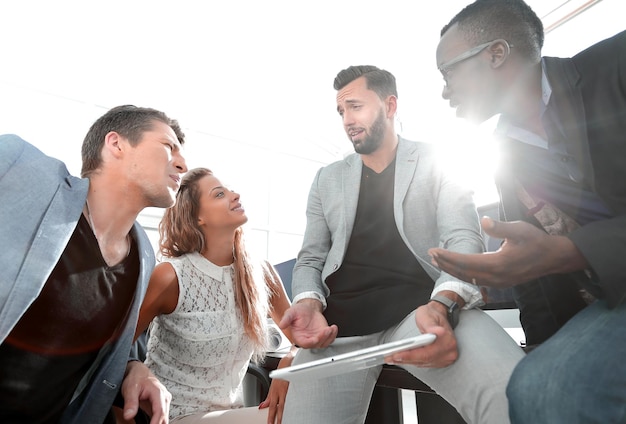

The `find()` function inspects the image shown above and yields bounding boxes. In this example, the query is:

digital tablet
[269,333,436,382]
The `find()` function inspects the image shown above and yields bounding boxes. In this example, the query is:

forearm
[549,235,589,275]
[436,167,485,256]
[428,173,486,307]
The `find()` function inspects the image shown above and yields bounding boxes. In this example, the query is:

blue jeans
[507,299,626,423]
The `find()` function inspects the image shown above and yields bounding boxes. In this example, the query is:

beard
[352,109,386,155]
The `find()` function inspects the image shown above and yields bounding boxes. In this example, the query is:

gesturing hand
[120,360,171,424]
[428,217,588,288]
[278,299,338,349]
[259,352,296,424]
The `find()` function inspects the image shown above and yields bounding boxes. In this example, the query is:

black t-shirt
[0,215,139,424]
[324,159,434,337]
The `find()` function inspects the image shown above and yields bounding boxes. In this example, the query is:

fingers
[317,324,338,348]
[429,217,541,288]
[267,402,285,424]
[481,216,516,240]
[295,325,338,349]
[121,370,141,420]
[385,339,458,368]
[429,247,501,286]
[428,247,467,269]
[479,215,495,231]
[262,385,287,424]
[480,216,533,241]
[122,398,139,421]
[120,361,171,424]
[147,389,170,424]
[262,398,276,424]
[275,403,284,424]
[429,249,472,279]
[386,324,457,368]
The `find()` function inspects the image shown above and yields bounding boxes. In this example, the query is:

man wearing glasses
[430,0,626,422]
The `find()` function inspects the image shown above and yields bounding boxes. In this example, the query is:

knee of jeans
[506,357,539,408]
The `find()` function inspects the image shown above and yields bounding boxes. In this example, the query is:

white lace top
[144,252,267,419]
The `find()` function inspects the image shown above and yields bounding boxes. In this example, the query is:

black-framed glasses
[438,39,512,87]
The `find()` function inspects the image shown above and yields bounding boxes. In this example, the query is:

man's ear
[386,95,398,118]
[103,131,125,158]
[489,40,511,69]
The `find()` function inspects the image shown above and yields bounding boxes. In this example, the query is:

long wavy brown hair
[159,167,269,358]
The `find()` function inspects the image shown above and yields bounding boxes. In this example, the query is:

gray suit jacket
[292,137,483,304]
[0,134,155,423]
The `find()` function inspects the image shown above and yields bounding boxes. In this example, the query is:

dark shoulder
[570,29,626,66]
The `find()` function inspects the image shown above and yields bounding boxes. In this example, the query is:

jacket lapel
[394,137,419,231]
[0,176,88,342]
[544,57,595,190]
[342,153,362,243]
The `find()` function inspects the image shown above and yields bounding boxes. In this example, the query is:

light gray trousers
[282,309,525,424]
[172,407,268,423]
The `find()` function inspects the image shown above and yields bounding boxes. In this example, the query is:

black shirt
[324,159,434,337]
[0,215,139,424]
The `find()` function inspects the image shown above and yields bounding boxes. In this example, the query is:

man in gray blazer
[278,65,524,424]
[430,0,626,422]
[0,105,188,423]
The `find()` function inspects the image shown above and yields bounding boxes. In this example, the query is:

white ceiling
[0,0,623,174]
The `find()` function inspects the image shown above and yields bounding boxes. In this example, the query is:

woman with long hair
[134,167,294,423]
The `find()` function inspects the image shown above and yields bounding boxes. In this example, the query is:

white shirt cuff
[432,281,484,309]
[292,291,327,310]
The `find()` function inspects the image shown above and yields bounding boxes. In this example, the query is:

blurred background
[1,0,623,263]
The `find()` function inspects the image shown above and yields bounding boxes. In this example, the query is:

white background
[1,0,624,262]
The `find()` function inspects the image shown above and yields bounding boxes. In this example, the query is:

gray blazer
[292,137,483,302]
[0,134,155,423]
